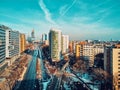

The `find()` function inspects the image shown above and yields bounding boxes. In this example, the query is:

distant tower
[42,33,47,42]
[31,29,35,42]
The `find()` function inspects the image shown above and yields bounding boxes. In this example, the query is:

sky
[0,0,120,40]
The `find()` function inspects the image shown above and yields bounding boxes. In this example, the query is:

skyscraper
[62,35,69,54]
[49,28,62,62]
[42,33,47,42]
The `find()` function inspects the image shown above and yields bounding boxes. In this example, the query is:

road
[38,46,49,81]
[47,76,58,90]
[15,49,38,90]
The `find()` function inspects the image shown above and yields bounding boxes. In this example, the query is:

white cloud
[59,5,68,16]
[39,0,56,25]
[57,17,120,40]
[60,0,77,16]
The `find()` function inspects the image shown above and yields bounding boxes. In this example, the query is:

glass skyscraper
[49,28,62,62]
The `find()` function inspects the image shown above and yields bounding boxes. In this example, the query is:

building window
[118,82,120,84]
[118,78,120,80]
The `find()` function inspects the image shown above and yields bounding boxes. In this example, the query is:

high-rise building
[20,34,26,53]
[0,25,7,73]
[31,29,35,42]
[49,28,62,62]
[42,33,47,42]
[42,33,49,45]
[0,25,6,63]
[6,29,20,58]
[62,35,69,54]
[104,44,120,90]
[75,44,81,58]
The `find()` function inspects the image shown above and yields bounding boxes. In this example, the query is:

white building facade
[6,29,20,58]
[62,35,69,54]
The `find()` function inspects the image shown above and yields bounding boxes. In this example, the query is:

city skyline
[0,0,120,40]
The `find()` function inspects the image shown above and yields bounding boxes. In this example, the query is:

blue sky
[0,0,120,40]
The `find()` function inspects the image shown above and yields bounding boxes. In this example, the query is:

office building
[20,34,26,53]
[49,28,62,62]
[0,25,6,63]
[0,25,8,73]
[42,33,47,42]
[62,35,69,54]
[6,29,20,58]
[42,33,49,45]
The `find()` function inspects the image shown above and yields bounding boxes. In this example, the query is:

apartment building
[93,44,104,56]
[104,44,120,90]
[75,42,104,67]
[83,44,94,67]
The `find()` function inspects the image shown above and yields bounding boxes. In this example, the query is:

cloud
[57,16,120,40]
[59,5,68,16]
[60,0,77,16]
[39,0,56,25]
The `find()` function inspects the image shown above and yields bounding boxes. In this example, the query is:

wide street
[16,48,38,90]
[13,44,94,90]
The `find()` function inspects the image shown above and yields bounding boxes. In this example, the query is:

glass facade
[0,28,6,63]
[49,29,61,62]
